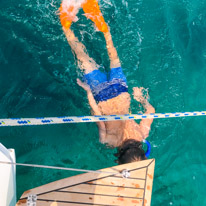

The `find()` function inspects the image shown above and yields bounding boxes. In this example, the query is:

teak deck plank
[16,159,155,206]
[59,184,144,198]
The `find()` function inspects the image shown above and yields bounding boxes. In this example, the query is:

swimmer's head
[115,139,147,165]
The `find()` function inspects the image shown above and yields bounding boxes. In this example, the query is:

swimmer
[59,0,155,164]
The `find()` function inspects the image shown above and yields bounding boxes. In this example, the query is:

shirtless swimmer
[59,0,155,164]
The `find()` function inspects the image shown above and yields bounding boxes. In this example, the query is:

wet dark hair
[115,139,147,165]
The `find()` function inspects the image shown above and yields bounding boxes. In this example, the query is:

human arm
[133,87,155,139]
[77,79,106,139]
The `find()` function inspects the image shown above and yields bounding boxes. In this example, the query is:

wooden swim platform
[16,159,155,206]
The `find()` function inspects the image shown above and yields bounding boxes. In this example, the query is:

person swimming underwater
[59,0,155,164]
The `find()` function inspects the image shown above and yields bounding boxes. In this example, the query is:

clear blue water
[1,0,206,205]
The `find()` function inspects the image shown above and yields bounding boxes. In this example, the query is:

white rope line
[0,161,119,175]
[0,111,205,127]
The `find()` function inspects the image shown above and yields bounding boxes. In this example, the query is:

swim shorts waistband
[93,82,128,102]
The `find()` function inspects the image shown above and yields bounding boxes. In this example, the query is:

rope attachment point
[27,194,37,206]
[121,169,130,178]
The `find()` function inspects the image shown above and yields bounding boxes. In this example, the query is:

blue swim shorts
[83,67,128,102]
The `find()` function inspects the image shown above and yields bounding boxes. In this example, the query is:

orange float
[59,4,75,30]
[82,0,108,32]
[59,0,108,32]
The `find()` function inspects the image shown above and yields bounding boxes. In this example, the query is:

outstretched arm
[77,79,106,139]
[103,29,121,68]
[133,87,155,139]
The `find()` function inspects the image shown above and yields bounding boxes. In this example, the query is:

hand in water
[77,78,91,92]
[133,87,148,103]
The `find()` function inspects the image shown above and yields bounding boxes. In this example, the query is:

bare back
[97,92,130,147]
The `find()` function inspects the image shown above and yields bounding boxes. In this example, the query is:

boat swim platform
[16,159,155,206]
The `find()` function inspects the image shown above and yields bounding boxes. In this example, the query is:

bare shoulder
[100,121,125,147]
[123,120,144,142]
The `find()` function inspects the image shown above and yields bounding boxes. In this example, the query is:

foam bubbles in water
[62,0,85,9]
[61,0,86,22]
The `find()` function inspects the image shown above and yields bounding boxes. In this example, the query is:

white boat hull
[0,143,16,206]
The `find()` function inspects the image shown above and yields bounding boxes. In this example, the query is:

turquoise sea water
[0,0,206,205]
